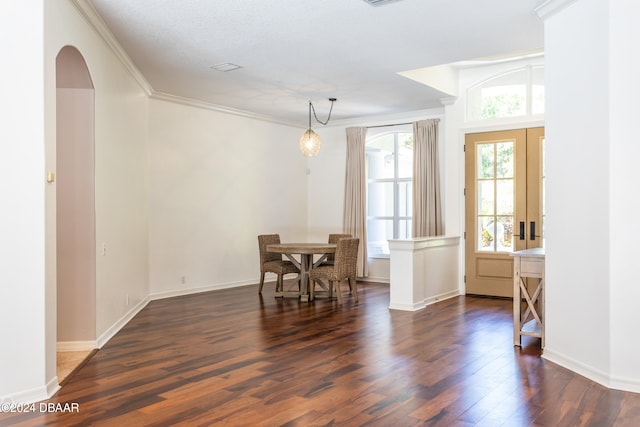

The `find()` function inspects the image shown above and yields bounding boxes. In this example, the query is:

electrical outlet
[126,294,130,305]
[180,276,186,284]
[102,242,107,256]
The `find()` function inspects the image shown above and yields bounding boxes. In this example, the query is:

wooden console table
[511,248,545,348]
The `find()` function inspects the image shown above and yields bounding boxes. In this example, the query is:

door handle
[530,221,536,241]
[519,221,525,240]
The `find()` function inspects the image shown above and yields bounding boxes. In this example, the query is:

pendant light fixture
[299,98,337,157]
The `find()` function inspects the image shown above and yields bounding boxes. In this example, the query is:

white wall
[0,0,151,403]
[542,0,611,384]
[0,0,48,403]
[148,99,309,297]
[609,0,640,391]
[56,88,96,343]
[45,0,150,344]
[306,126,348,241]
[540,0,640,392]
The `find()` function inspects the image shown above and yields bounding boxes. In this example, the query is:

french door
[465,127,544,297]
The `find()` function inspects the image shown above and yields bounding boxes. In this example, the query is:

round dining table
[266,243,336,301]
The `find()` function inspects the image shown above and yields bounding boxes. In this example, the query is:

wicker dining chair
[309,237,359,304]
[322,233,352,266]
[257,234,300,294]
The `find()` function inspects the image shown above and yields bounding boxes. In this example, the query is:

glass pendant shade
[299,98,335,156]
[299,129,321,157]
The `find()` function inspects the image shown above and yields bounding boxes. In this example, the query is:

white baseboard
[542,348,609,390]
[46,377,60,401]
[389,301,427,311]
[427,289,461,304]
[359,276,390,284]
[150,278,388,301]
[149,279,255,301]
[389,289,460,311]
[0,376,59,406]
[543,348,640,394]
[609,373,640,394]
[96,295,150,349]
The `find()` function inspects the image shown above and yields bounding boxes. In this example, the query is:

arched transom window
[467,65,544,121]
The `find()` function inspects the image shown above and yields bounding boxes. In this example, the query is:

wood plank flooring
[2,281,640,426]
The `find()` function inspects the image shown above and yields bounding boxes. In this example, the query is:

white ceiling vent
[209,63,242,72]
[362,0,404,6]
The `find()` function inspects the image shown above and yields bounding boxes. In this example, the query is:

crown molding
[149,92,299,127]
[70,0,153,95]
[70,0,299,127]
[66,0,448,130]
[535,0,580,20]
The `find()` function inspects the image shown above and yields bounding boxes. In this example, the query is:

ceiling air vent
[209,63,242,72]
[362,0,403,6]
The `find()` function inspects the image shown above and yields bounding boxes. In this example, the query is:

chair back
[334,238,359,279]
[327,233,351,262]
[258,234,283,267]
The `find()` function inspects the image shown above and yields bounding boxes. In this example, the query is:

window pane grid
[366,131,414,255]
[476,141,515,253]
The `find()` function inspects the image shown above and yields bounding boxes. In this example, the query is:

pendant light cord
[310,98,336,126]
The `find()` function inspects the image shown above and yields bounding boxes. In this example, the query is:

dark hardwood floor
[2,281,640,426]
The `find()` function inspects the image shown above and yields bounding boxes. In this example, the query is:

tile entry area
[57,350,94,385]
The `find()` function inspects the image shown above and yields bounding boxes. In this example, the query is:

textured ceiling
[86,0,545,126]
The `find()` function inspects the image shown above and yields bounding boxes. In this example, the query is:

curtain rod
[366,118,440,129]
[366,122,412,129]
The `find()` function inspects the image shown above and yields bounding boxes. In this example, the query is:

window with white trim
[366,130,413,257]
[467,65,545,121]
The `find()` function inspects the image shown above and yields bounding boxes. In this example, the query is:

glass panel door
[465,129,533,297]
[476,141,515,252]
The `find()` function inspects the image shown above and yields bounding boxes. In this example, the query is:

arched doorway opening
[55,46,96,383]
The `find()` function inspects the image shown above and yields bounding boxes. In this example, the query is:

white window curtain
[343,127,368,277]
[412,119,443,237]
